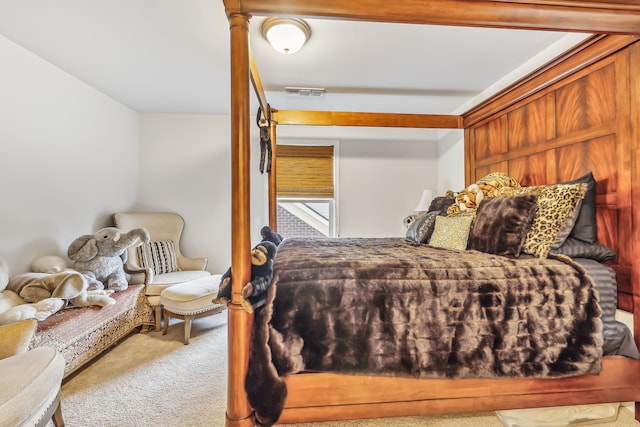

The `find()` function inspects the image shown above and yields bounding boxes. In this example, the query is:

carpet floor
[55,314,640,426]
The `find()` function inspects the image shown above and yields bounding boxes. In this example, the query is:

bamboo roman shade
[276,145,334,198]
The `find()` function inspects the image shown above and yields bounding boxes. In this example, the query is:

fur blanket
[247,238,604,426]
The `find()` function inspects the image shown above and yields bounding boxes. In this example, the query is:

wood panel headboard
[463,35,640,314]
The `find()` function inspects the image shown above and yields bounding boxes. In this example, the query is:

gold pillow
[499,183,587,258]
[0,319,37,359]
[428,214,474,251]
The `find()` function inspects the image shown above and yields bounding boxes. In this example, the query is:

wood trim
[250,51,269,115]
[277,110,462,129]
[631,41,640,303]
[279,357,640,424]
[463,34,639,127]
[231,0,640,34]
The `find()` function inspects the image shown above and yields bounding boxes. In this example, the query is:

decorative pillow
[500,183,587,258]
[550,198,583,250]
[406,211,440,244]
[560,172,598,244]
[428,196,455,213]
[550,237,616,262]
[0,319,37,356]
[137,241,179,275]
[469,194,538,258]
[428,214,474,251]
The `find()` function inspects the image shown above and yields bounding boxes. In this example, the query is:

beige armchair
[0,319,65,427]
[113,212,211,330]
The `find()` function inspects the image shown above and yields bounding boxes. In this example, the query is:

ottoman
[159,274,225,344]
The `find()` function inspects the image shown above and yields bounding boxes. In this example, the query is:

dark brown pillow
[428,196,455,213]
[469,194,538,258]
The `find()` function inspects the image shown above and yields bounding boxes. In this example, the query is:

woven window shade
[276,145,334,198]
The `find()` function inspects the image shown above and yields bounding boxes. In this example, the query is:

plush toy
[447,183,485,215]
[476,171,520,198]
[215,240,278,314]
[0,293,65,325]
[0,257,65,325]
[7,270,115,308]
[67,227,149,292]
[30,255,68,273]
[260,225,283,247]
[446,172,521,216]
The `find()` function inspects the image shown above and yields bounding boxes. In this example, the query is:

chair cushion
[0,346,64,427]
[145,270,212,296]
[160,275,223,315]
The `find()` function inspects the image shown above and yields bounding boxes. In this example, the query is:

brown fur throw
[246,238,603,426]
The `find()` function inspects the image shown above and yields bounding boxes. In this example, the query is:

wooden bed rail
[229,0,640,34]
[275,110,462,129]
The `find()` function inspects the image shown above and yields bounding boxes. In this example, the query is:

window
[276,144,336,237]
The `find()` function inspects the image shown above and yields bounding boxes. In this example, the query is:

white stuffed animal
[0,257,65,325]
[30,255,68,273]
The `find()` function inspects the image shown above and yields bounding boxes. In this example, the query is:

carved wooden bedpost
[226,9,254,427]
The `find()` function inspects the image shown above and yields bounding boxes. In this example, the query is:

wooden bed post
[226,10,254,427]
[268,114,278,231]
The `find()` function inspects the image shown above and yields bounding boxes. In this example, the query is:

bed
[221,1,640,426]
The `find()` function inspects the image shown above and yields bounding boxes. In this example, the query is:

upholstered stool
[159,274,225,345]
[0,346,65,427]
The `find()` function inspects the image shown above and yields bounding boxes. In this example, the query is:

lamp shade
[262,18,311,55]
[414,189,434,211]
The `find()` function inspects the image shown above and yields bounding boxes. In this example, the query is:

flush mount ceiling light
[261,17,311,55]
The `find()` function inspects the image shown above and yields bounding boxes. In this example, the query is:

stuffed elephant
[68,227,149,292]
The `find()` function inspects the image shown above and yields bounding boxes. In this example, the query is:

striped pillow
[137,241,179,275]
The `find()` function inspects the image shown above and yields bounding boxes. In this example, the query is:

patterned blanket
[247,238,603,426]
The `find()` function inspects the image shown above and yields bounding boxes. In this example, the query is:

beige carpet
[55,314,640,426]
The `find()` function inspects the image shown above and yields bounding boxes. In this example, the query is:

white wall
[437,130,465,194]
[0,35,138,275]
[137,114,235,273]
[0,32,462,276]
[338,139,438,237]
[136,114,268,273]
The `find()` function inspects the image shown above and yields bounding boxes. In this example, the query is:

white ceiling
[0,0,590,120]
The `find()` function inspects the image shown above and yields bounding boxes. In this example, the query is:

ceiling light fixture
[261,17,311,55]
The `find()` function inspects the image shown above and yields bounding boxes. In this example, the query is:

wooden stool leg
[52,396,64,427]
[184,316,192,345]
[163,309,170,335]
[155,304,162,331]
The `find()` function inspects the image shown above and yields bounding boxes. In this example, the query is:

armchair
[113,212,211,330]
[0,319,65,427]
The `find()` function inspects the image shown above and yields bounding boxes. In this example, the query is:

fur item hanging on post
[256,105,273,174]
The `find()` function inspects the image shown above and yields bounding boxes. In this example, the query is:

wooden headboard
[463,35,640,314]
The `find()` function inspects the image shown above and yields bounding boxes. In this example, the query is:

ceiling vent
[285,87,326,97]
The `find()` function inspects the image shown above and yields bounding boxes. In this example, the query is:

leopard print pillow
[499,183,587,258]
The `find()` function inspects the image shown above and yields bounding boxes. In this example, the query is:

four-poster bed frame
[222,1,640,426]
